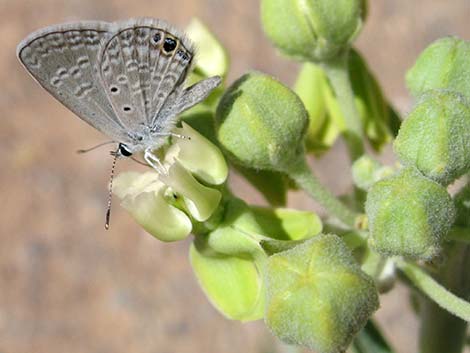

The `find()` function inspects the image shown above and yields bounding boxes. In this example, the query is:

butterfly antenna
[77,141,116,154]
[105,148,119,230]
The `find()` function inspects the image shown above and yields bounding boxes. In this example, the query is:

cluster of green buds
[215,71,378,350]
[109,9,386,350]
[364,37,470,260]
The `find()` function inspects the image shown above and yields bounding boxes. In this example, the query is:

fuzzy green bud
[394,90,470,185]
[216,72,308,172]
[366,167,455,260]
[352,155,394,191]
[261,0,365,62]
[265,234,379,353]
[406,37,470,99]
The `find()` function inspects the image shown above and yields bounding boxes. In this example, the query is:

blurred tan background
[1,1,470,352]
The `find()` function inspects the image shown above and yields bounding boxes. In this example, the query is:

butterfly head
[118,143,133,157]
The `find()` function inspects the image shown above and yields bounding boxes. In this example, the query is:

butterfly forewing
[98,19,194,132]
[17,21,131,144]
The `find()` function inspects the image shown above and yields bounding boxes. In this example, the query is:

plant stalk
[287,157,360,228]
[321,50,365,161]
[419,242,470,353]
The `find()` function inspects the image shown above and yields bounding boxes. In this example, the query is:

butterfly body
[17,18,221,159]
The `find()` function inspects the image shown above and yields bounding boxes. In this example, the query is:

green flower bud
[216,72,308,172]
[261,0,365,62]
[113,172,192,242]
[394,90,470,185]
[352,155,394,191]
[406,37,470,98]
[265,234,379,353]
[365,167,455,260]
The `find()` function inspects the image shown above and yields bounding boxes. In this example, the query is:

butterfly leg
[168,132,190,141]
[144,148,167,175]
[152,132,191,141]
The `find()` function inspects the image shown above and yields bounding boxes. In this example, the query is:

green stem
[287,157,361,228]
[321,50,365,161]
[397,245,470,353]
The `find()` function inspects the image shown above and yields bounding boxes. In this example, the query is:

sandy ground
[1,1,469,352]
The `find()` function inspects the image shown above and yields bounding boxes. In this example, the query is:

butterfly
[17,17,221,165]
[17,18,221,227]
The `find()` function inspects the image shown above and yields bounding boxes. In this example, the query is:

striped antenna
[105,148,119,230]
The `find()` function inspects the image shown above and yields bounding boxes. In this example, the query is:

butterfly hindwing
[98,18,195,133]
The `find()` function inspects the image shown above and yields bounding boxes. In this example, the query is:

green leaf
[348,50,396,151]
[190,242,265,321]
[186,18,229,79]
[184,19,228,111]
[295,50,399,156]
[250,206,322,240]
[294,62,337,155]
[324,49,397,152]
[209,197,322,247]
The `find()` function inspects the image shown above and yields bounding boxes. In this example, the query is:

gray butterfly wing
[98,18,195,132]
[17,21,131,144]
